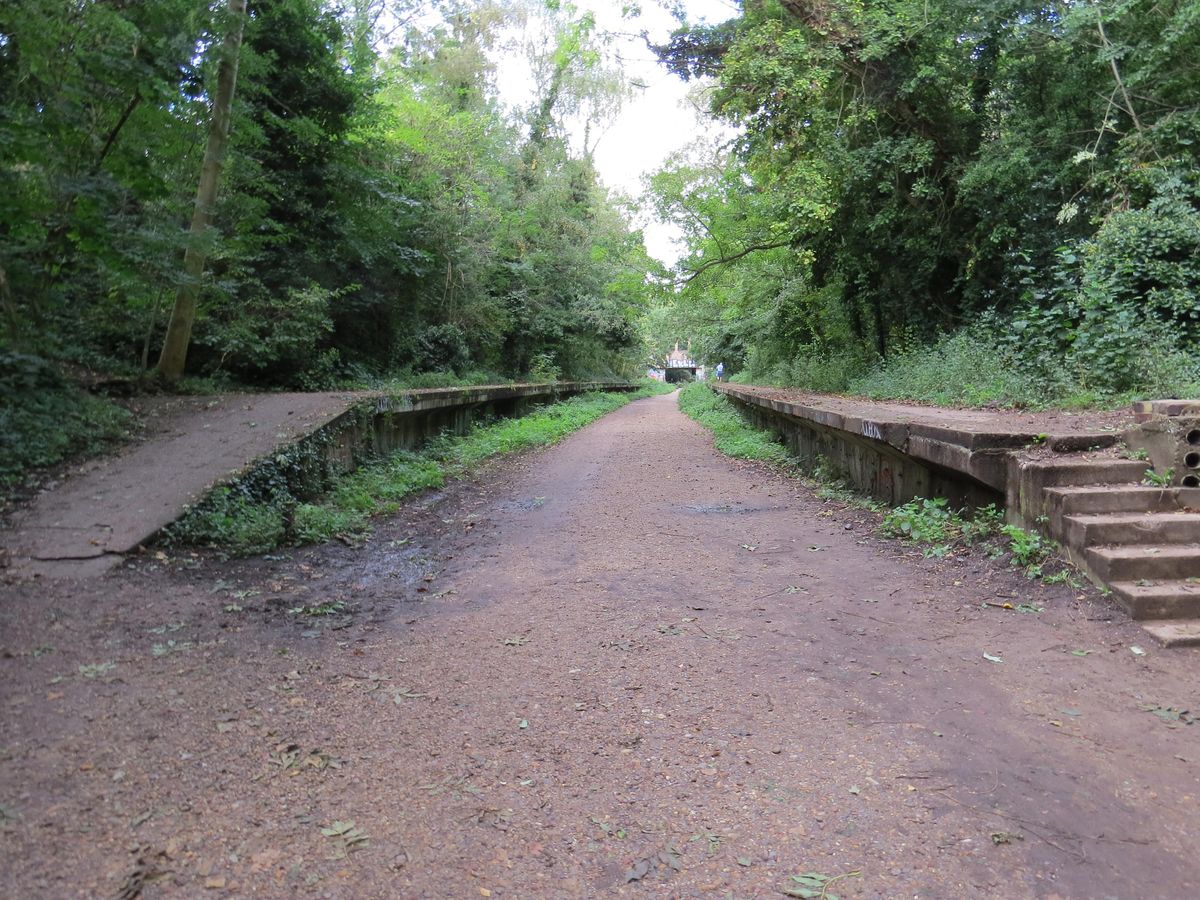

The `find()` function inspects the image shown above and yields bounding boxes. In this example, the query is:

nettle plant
[879,498,961,552]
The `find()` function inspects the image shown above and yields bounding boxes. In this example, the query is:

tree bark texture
[156,0,247,381]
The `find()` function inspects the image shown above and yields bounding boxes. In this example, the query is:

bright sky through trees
[495,0,737,263]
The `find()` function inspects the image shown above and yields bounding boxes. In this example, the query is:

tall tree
[156,0,247,380]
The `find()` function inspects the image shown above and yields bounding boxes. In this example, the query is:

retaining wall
[324,381,636,471]
[713,383,1119,510]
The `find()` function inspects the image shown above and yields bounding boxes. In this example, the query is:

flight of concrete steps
[1013,457,1200,647]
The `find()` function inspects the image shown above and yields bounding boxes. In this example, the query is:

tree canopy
[0,0,658,385]
[3,0,1197,408]
[650,0,1200,404]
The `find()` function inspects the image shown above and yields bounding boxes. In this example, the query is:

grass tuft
[676,383,790,462]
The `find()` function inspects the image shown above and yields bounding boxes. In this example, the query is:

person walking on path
[714,362,725,382]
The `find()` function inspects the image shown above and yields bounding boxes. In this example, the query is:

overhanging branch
[677,239,793,284]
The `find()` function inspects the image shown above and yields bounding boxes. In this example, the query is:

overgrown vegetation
[0,352,131,492]
[649,1,1200,408]
[742,320,1200,409]
[2,1,655,388]
[170,385,669,555]
[881,496,1063,579]
[676,382,789,462]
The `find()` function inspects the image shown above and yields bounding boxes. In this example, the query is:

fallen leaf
[1143,705,1196,725]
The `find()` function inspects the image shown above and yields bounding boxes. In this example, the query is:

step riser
[1064,519,1200,548]
[1034,462,1149,488]
[1056,495,1158,516]
[1052,490,1200,516]
[1112,591,1200,621]
[1087,552,1200,582]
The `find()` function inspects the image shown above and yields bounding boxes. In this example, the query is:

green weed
[880,498,963,554]
[676,383,789,462]
[961,503,1004,541]
[999,523,1051,574]
[171,487,287,556]
[1143,467,1174,487]
[291,503,369,544]
[879,497,1060,576]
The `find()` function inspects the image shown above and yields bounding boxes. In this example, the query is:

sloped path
[1,392,1198,898]
[2,391,368,577]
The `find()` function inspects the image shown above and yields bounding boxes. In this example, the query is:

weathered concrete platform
[716,384,1200,646]
[715,384,1127,503]
[1,382,631,579]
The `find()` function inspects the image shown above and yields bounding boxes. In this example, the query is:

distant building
[649,342,706,383]
[666,342,694,369]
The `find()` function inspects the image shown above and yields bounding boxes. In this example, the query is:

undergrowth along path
[1,383,632,578]
[0,391,1197,897]
[169,386,668,556]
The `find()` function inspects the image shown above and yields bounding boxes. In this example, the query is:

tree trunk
[522,61,565,191]
[0,264,21,346]
[156,0,247,381]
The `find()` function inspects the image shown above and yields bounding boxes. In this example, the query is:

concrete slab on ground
[3,391,370,578]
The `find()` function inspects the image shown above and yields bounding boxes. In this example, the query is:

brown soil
[1,392,1197,898]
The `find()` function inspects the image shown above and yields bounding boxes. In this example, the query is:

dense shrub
[0,353,131,491]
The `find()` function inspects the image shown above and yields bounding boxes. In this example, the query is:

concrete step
[1086,544,1200,582]
[1109,579,1200,620]
[1140,619,1200,648]
[1024,458,1150,488]
[1062,512,1200,548]
[1045,485,1200,516]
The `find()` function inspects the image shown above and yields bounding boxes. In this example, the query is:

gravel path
[1,391,1197,898]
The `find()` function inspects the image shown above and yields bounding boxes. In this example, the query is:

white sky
[494,0,739,264]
